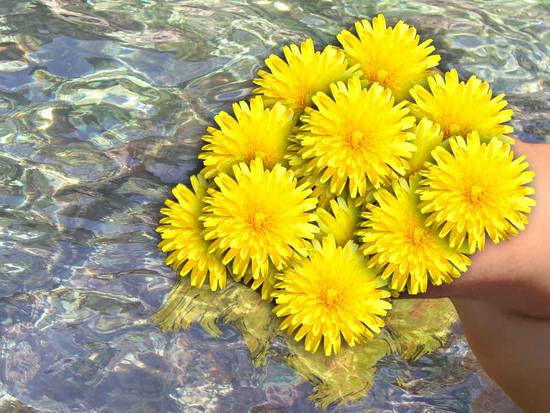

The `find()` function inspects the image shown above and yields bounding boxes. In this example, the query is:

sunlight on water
[0,0,548,411]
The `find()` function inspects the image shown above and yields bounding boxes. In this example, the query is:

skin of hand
[417,139,550,413]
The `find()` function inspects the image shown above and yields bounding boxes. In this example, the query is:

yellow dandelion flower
[409,69,514,142]
[296,77,416,197]
[273,235,392,356]
[253,38,361,112]
[199,96,295,179]
[358,178,471,295]
[418,132,536,254]
[337,14,440,101]
[407,118,444,174]
[315,197,360,246]
[157,176,227,291]
[202,158,319,280]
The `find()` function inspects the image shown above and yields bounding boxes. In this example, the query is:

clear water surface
[0,0,548,412]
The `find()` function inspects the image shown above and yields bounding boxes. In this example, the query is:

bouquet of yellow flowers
[155,13,535,371]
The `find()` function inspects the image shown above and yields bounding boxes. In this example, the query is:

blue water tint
[0,0,547,411]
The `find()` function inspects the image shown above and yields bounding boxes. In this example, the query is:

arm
[421,139,550,413]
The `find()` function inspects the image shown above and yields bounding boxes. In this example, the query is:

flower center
[248,211,270,231]
[407,226,425,245]
[246,149,270,165]
[373,68,394,88]
[346,130,366,150]
[445,122,464,138]
[296,87,311,109]
[465,185,485,204]
[320,288,341,307]
[376,68,389,81]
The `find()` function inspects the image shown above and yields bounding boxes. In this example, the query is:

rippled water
[0,0,548,412]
